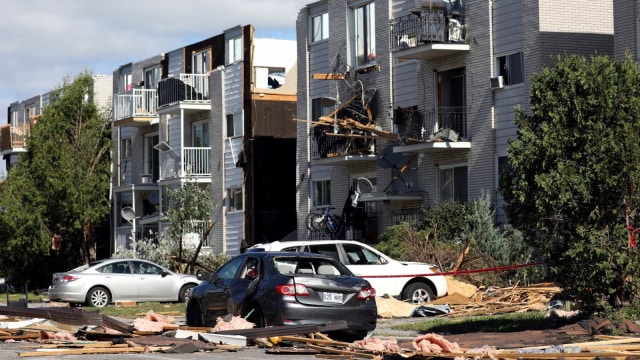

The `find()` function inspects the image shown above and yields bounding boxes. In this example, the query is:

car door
[134,261,176,301]
[97,261,138,301]
[341,243,403,297]
[201,256,247,323]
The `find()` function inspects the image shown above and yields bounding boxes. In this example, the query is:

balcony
[113,89,158,127]
[394,106,471,153]
[0,124,29,154]
[390,10,469,60]
[159,146,211,179]
[157,74,210,109]
[310,128,378,165]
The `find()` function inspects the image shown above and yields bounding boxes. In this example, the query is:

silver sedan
[47,259,200,307]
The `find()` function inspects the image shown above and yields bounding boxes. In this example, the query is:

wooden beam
[312,73,346,80]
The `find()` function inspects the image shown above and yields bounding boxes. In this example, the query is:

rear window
[273,257,349,276]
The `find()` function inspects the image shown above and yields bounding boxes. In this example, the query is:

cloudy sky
[0,0,306,113]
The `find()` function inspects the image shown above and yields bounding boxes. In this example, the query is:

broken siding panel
[226,212,243,255]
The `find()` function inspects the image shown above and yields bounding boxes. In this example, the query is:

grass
[392,311,582,334]
[3,291,186,320]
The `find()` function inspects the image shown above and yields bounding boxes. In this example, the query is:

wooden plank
[19,346,147,357]
[312,74,346,80]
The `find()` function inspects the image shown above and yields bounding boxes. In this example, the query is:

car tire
[86,286,110,307]
[402,282,435,305]
[179,284,195,303]
[242,303,266,328]
[186,302,204,327]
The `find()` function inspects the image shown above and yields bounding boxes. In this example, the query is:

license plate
[323,292,343,303]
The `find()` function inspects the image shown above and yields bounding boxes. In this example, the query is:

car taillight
[276,284,309,296]
[61,275,79,282]
[357,286,376,300]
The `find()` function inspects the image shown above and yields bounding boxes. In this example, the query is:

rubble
[1,283,640,359]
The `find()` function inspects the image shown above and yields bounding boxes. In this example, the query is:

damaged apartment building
[295,0,613,241]
[111,24,297,255]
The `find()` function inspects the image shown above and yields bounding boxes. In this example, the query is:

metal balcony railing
[157,74,210,107]
[398,107,467,143]
[159,147,211,179]
[390,11,466,52]
[113,89,157,121]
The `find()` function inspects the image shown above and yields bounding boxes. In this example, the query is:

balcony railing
[113,89,157,121]
[390,10,466,52]
[158,74,210,107]
[0,124,29,152]
[160,147,211,179]
[114,220,211,253]
[398,107,467,143]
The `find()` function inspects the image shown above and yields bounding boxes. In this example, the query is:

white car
[248,240,447,304]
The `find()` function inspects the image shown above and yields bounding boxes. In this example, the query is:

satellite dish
[121,207,135,222]
[376,145,404,169]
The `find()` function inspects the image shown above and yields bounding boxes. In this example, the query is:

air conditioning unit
[490,76,504,89]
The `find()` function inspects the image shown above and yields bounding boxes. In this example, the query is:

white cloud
[0,0,305,106]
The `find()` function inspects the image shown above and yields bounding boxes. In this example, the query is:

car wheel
[179,284,195,303]
[86,286,110,307]
[186,302,204,327]
[242,303,266,328]
[402,283,435,305]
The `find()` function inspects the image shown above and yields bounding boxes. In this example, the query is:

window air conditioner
[490,76,504,89]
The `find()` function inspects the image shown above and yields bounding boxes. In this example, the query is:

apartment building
[295,0,613,241]
[2,75,112,173]
[111,25,297,255]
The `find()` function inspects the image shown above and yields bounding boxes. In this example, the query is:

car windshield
[273,257,350,276]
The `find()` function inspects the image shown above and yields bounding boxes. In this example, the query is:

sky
[0,0,307,116]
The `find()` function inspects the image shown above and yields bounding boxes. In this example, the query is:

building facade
[295,0,613,241]
[111,25,297,255]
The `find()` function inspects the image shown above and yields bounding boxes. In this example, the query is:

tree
[0,72,112,287]
[500,54,640,311]
[161,180,215,274]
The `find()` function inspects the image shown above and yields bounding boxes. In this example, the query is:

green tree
[0,72,112,287]
[500,54,640,311]
[161,180,214,274]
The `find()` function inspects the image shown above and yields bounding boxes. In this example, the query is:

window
[120,72,132,93]
[312,179,331,208]
[498,155,514,187]
[192,49,210,74]
[192,121,209,147]
[226,112,243,137]
[312,98,334,121]
[227,37,242,64]
[144,134,159,181]
[351,2,376,67]
[121,138,131,160]
[311,12,329,42]
[497,52,524,86]
[227,187,243,212]
[439,165,468,202]
[144,66,161,89]
[255,66,286,89]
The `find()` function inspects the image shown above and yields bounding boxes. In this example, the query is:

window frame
[121,138,132,160]
[226,111,243,138]
[312,179,331,208]
[497,52,524,86]
[144,66,161,89]
[311,12,329,42]
[144,133,159,181]
[192,120,209,147]
[226,37,243,64]
[227,187,244,212]
[350,1,376,68]
[438,164,468,202]
[192,49,211,74]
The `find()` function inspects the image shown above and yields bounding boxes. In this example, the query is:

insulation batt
[211,316,255,332]
[412,333,461,353]
[132,310,177,332]
[352,337,400,352]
